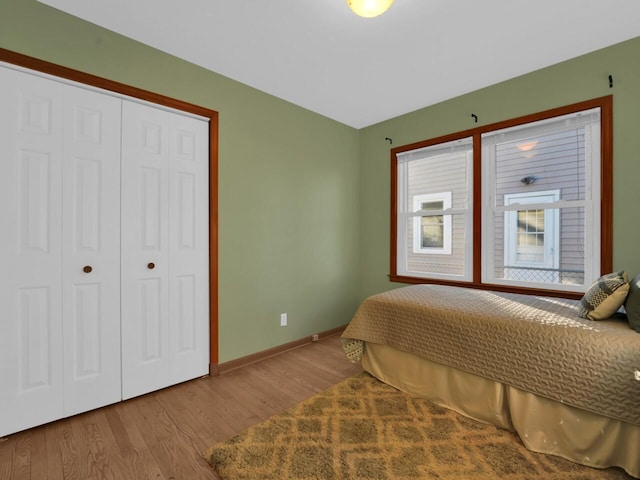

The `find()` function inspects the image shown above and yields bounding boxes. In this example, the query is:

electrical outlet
[280,313,287,327]
[311,334,319,342]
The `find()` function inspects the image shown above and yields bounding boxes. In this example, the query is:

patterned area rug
[203,372,633,479]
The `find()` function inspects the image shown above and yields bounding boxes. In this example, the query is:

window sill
[387,274,584,300]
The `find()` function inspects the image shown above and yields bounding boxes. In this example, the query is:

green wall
[359,36,640,298]
[0,0,361,362]
[2,0,639,363]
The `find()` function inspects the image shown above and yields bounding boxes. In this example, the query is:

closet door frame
[0,48,220,370]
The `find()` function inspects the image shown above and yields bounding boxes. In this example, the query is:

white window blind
[481,108,601,291]
[396,137,473,280]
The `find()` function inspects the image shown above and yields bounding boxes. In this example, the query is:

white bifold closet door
[0,67,122,436]
[61,85,122,417]
[120,100,209,400]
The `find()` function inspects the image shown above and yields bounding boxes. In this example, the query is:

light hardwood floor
[0,334,362,480]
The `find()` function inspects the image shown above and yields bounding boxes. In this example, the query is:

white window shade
[396,137,473,281]
[481,108,601,291]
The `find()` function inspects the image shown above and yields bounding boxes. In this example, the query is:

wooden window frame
[390,96,613,300]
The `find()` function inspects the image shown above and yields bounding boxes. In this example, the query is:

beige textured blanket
[342,284,640,426]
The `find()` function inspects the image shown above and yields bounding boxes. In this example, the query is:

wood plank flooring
[0,334,362,480]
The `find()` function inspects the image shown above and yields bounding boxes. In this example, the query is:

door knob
[147,262,155,270]
[83,265,92,273]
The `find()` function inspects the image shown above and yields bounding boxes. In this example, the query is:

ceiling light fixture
[347,0,395,18]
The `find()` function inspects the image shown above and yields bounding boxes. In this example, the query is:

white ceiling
[37,0,640,128]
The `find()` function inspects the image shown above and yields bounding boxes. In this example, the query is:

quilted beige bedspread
[341,284,640,426]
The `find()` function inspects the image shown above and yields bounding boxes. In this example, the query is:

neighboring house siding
[404,129,586,284]
[493,129,586,285]
[406,151,468,276]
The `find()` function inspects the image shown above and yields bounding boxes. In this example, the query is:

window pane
[397,137,472,278]
[421,201,443,211]
[492,207,585,285]
[483,108,599,290]
[493,128,587,207]
[421,221,444,248]
[405,215,465,275]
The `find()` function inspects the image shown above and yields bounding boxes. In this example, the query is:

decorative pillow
[624,274,640,332]
[578,271,629,320]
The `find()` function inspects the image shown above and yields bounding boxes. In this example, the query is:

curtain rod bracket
[609,74,613,88]
[385,137,393,144]
[471,114,478,123]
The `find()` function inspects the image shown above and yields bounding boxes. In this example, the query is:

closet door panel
[61,86,122,416]
[0,67,65,436]
[121,101,171,400]
[121,101,209,398]
[169,115,209,383]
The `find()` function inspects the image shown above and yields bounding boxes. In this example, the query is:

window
[413,192,452,254]
[503,190,560,283]
[391,97,612,297]
[395,137,473,281]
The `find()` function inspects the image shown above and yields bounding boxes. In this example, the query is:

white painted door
[121,100,209,399]
[167,110,210,385]
[503,190,561,284]
[0,66,123,436]
[0,68,66,437]
[121,101,171,399]
[61,86,122,417]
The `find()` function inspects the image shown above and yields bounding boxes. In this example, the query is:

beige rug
[203,372,633,479]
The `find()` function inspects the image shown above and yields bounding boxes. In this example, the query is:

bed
[341,284,640,477]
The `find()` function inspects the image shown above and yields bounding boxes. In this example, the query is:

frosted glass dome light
[347,0,395,18]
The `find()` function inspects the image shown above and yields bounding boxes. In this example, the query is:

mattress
[341,284,640,426]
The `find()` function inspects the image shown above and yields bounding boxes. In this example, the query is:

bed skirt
[361,342,640,478]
